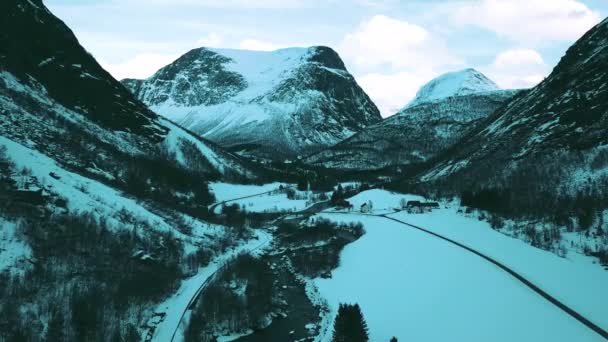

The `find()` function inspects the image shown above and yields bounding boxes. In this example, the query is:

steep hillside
[122,47,382,159]
[305,71,517,170]
[413,18,608,221]
[0,1,262,340]
[0,0,253,180]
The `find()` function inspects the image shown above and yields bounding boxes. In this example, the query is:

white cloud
[197,33,222,47]
[99,53,179,80]
[339,15,460,69]
[480,49,549,88]
[356,71,437,117]
[452,0,601,44]
[340,15,462,116]
[122,0,315,9]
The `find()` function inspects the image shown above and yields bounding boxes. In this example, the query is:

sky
[46,0,608,117]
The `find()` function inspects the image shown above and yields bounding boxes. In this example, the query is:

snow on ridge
[208,47,310,100]
[406,68,499,109]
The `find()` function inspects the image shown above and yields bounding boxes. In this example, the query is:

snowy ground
[209,182,288,203]
[311,189,608,342]
[209,182,311,214]
[148,229,272,342]
[387,205,608,330]
[0,218,31,275]
[0,136,225,254]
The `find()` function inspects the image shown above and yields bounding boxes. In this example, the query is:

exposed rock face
[122,47,382,159]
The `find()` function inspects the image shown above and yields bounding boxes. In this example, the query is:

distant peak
[406,68,499,108]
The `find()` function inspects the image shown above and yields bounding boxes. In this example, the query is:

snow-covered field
[311,189,608,342]
[387,206,608,330]
[209,182,310,213]
[209,182,287,203]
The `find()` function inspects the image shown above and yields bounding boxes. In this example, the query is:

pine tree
[390,337,398,342]
[332,303,369,342]
[46,310,65,342]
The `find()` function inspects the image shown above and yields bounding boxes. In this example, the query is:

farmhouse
[422,202,440,209]
[406,200,440,213]
[360,202,370,213]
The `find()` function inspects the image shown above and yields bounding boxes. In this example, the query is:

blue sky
[46,0,608,116]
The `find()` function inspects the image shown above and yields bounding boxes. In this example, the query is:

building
[360,202,370,213]
[406,200,439,213]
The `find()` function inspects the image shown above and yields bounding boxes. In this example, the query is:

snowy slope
[0,0,254,179]
[414,18,608,219]
[406,68,499,108]
[122,47,382,159]
[305,88,518,170]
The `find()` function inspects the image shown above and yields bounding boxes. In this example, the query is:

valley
[1,0,607,341]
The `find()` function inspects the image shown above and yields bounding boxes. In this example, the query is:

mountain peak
[121,44,380,159]
[406,68,499,108]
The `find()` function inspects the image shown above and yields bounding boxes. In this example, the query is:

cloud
[98,53,179,80]
[480,49,549,88]
[197,33,222,47]
[452,0,601,44]
[339,15,460,69]
[356,71,437,117]
[122,0,315,9]
[340,15,462,116]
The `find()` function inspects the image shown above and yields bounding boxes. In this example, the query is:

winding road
[151,189,328,342]
[145,230,272,342]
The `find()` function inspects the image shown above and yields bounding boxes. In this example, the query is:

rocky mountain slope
[413,17,608,219]
[305,70,517,170]
[121,47,382,160]
[0,1,266,340]
[0,0,254,180]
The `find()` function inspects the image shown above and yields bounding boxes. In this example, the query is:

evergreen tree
[332,303,369,342]
[46,310,64,342]
[390,337,398,342]
[331,184,344,205]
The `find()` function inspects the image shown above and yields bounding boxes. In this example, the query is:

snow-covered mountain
[305,71,517,170]
[413,17,608,219]
[406,68,499,108]
[121,47,382,159]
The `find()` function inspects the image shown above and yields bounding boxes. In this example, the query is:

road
[323,209,608,341]
[145,230,272,342]
[208,186,295,214]
[154,193,328,342]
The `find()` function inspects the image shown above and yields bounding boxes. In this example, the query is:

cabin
[360,203,371,213]
[406,201,440,213]
[406,201,422,208]
[422,202,440,209]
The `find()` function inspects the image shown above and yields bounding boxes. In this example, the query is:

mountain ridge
[121,46,382,160]
[304,69,518,170]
